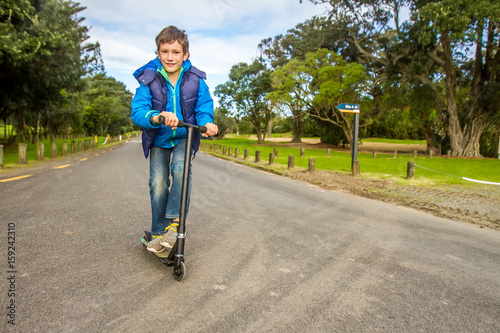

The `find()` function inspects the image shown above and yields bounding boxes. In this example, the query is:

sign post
[335,103,360,171]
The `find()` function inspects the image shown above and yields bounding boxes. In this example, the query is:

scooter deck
[141,237,174,266]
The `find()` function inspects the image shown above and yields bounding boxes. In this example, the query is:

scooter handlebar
[158,115,207,134]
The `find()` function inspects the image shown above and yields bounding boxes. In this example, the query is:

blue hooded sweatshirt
[131,57,214,158]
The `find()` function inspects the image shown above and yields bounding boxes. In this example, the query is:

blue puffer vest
[134,66,206,158]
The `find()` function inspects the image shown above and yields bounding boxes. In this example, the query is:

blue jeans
[149,139,192,236]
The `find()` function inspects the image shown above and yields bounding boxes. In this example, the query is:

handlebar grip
[157,117,208,134]
[179,120,207,133]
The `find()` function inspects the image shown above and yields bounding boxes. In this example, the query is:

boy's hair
[156,26,189,55]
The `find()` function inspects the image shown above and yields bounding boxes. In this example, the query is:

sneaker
[160,222,179,248]
[147,235,166,253]
[143,231,152,242]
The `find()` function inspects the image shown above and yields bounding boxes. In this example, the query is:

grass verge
[201,137,500,186]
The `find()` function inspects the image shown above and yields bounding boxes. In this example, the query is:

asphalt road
[1,137,499,332]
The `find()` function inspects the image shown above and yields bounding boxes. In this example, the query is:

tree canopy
[0,0,132,142]
[214,59,273,143]
[269,49,369,146]
[300,0,500,156]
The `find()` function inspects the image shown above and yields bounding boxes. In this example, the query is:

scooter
[141,116,208,281]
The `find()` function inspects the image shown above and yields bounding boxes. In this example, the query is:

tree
[214,59,273,143]
[304,0,500,156]
[269,49,369,146]
[260,10,401,144]
[414,0,500,156]
[267,59,309,142]
[82,74,133,136]
[0,0,38,133]
[0,0,99,141]
[212,107,236,139]
[258,16,362,69]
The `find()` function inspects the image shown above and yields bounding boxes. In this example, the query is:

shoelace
[164,222,179,233]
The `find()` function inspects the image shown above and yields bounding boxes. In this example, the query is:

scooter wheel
[173,261,186,281]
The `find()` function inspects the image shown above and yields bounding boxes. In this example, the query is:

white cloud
[77,0,331,93]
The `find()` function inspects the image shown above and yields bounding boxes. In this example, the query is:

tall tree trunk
[251,117,264,144]
[441,31,464,156]
[268,115,272,139]
[19,111,26,143]
[255,127,264,144]
[35,111,41,143]
[460,113,488,157]
[291,109,303,143]
[423,122,441,155]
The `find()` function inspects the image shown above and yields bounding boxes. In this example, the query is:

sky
[76,0,331,98]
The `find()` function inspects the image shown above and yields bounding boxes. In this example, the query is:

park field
[201,137,500,186]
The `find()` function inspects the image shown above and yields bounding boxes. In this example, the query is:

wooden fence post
[393,150,398,158]
[37,142,44,160]
[352,160,360,176]
[308,158,315,172]
[407,161,415,179]
[429,150,433,158]
[269,153,274,165]
[326,148,331,157]
[51,141,57,158]
[447,150,451,159]
[71,140,76,153]
[413,150,417,158]
[273,148,278,158]
[18,143,27,164]
[62,142,68,156]
[255,151,260,163]
[244,149,249,160]
[235,148,239,158]
[222,146,227,154]
[288,155,294,168]
[300,148,305,157]
[0,145,3,168]
[373,151,377,158]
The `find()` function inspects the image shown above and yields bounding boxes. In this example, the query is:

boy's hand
[154,111,179,130]
[202,123,218,137]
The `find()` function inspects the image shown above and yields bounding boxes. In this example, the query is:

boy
[131,26,218,253]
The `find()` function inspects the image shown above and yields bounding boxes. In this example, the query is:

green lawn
[202,137,500,186]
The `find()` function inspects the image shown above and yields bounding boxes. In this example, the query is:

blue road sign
[336,103,360,113]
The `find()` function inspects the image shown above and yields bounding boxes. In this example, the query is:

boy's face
[158,41,189,76]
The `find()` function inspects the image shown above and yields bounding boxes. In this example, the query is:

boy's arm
[194,79,214,127]
[131,83,161,129]
[195,79,218,137]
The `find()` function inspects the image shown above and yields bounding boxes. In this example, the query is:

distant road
[0,137,498,332]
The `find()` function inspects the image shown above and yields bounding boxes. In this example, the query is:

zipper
[159,66,185,147]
